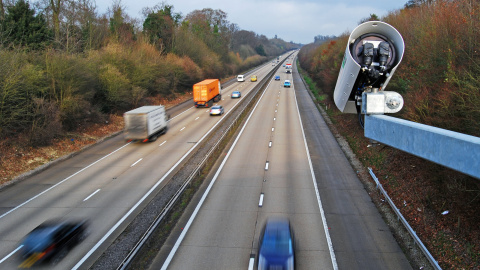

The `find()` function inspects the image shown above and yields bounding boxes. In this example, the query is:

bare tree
[0,0,4,21]
[50,0,62,42]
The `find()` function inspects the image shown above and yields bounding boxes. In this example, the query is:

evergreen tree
[143,5,177,52]
[255,44,266,56]
[1,0,52,50]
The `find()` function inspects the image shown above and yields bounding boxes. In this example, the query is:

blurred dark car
[19,219,89,265]
[258,218,295,270]
[274,76,281,81]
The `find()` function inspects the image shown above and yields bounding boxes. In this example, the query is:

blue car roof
[260,220,293,256]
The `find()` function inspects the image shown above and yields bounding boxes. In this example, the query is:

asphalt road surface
[0,54,285,269]
[153,53,412,270]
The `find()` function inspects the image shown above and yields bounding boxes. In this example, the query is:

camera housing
[333,21,405,114]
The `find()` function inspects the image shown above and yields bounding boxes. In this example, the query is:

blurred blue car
[283,80,291,88]
[274,76,280,81]
[20,219,89,265]
[231,91,241,98]
[258,218,295,270]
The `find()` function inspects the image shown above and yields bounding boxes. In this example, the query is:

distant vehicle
[19,220,89,266]
[124,106,169,142]
[285,63,292,74]
[251,75,257,82]
[193,79,222,108]
[237,75,245,82]
[258,218,295,270]
[284,80,291,88]
[231,91,241,98]
[210,105,224,116]
[274,76,280,81]
[282,64,286,67]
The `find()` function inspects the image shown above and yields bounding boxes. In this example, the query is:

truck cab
[285,63,292,74]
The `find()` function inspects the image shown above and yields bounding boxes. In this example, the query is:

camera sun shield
[333,21,405,114]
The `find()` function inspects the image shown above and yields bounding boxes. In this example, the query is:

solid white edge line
[292,77,338,270]
[130,158,143,167]
[0,245,22,264]
[0,142,132,220]
[160,75,274,270]
[83,189,101,202]
[73,78,255,269]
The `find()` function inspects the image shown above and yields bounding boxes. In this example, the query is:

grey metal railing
[368,167,442,270]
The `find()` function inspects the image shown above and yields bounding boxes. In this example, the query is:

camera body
[333,21,405,114]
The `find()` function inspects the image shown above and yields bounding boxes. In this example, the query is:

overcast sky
[95,0,407,44]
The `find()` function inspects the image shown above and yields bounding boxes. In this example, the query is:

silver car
[209,105,224,116]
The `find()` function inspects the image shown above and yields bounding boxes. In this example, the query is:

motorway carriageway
[150,53,412,270]
[0,53,285,269]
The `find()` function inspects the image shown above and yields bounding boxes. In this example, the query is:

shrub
[29,98,62,146]
[99,63,132,111]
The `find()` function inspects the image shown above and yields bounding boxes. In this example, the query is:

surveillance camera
[333,21,405,114]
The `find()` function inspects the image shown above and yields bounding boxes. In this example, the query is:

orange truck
[193,79,222,108]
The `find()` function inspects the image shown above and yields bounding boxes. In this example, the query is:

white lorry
[124,106,169,142]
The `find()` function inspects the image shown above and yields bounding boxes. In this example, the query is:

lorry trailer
[193,79,222,108]
[124,106,169,142]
